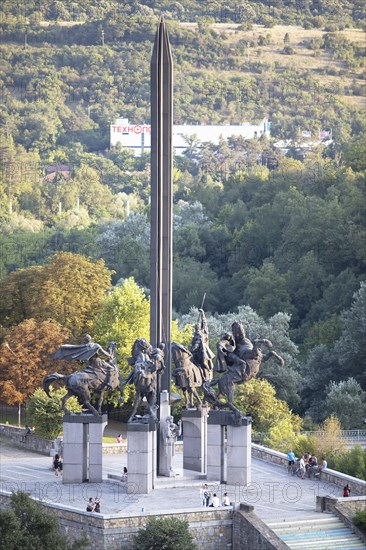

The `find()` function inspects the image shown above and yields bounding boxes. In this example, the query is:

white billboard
[111,117,270,154]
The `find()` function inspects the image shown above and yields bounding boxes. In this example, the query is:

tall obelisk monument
[150,17,173,394]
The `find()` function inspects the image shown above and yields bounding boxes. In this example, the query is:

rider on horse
[125,338,165,385]
[231,322,261,361]
[216,331,250,382]
[51,334,118,391]
[190,309,215,381]
[122,338,165,421]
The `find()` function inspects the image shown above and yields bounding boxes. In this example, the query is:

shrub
[354,510,366,532]
[294,433,317,457]
[332,445,366,480]
[27,387,82,440]
[134,517,195,550]
[0,491,88,549]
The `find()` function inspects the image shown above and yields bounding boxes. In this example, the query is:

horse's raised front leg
[263,351,285,367]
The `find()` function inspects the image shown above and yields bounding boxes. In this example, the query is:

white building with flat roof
[110,117,271,155]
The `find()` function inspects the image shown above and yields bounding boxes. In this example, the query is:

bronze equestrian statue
[171,342,204,409]
[203,321,285,418]
[121,338,165,422]
[171,308,215,408]
[43,336,122,416]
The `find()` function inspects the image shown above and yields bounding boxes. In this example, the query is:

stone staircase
[266,513,366,549]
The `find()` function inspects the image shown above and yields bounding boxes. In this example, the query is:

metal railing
[301,430,366,440]
[251,430,366,443]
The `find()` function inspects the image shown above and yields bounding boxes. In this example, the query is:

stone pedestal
[207,410,251,486]
[227,418,251,486]
[181,408,207,473]
[127,419,157,494]
[207,423,225,481]
[62,414,107,484]
[207,411,227,482]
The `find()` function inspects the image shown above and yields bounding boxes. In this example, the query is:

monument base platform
[181,408,208,474]
[207,410,252,486]
[62,413,107,484]
[127,418,157,494]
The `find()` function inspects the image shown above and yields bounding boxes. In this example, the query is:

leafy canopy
[134,517,195,550]
[0,252,112,336]
[234,378,302,435]
[27,387,82,440]
[0,491,88,550]
[0,319,71,406]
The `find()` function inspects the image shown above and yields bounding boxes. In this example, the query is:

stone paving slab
[0,435,347,520]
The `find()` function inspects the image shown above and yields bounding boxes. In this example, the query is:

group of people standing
[200,484,231,507]
[287,449,327,479]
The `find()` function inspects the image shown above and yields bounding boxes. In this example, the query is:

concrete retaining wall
[1,425,54,455]
[0,491,292,550]
[0,492,232,550]
[233,504,289,550]
[103,442,182,455]
[1,424,183,456]
[252,444,366,495]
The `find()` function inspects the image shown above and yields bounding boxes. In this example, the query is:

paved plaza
[0,435,347,521]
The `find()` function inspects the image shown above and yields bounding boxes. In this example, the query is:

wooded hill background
[0,1,365,423]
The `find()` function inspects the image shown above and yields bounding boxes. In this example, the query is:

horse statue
[43,337,123,416]
[171,342,204,409]
[203,321,285,419]
[121,338,165,422]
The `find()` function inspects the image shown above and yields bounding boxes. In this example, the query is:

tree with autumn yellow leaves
[314,416,347,456]
[0,252,112,337]
[234,378,302,435]
[0,319,72,422]
[233,378,302,452]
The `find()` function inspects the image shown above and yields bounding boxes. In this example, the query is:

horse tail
[43,373,65,398]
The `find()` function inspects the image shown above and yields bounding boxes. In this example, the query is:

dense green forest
[0,1,365,422]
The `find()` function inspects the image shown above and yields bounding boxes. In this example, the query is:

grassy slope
[183,23,365,109]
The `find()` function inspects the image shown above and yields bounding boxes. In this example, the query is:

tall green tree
[244,262,294,319]
[325,378,366,429]
[335,282,366,384]
[234,378,302,435]
[93,277,150,373]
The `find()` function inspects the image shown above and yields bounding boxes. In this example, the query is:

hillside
[0,1,365,422]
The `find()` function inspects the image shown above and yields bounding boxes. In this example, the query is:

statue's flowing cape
[51,343,101,362]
